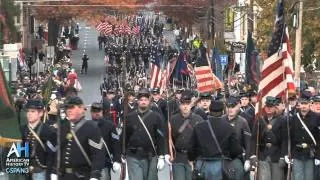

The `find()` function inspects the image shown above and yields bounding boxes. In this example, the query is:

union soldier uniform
[123,89,165,180]
[250,96,286,180]
[168,88,184,116]
[287,92,319,180]
[91,103,121,180]
[169,91,203,180]
[223,97,252,180]
[188,100,242,179]
[55,96,105,180]
[22,99,57,180]
[151,87,168,120]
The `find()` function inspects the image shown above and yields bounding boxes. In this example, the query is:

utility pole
[294,1,303,94]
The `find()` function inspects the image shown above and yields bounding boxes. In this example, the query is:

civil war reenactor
[22,99,57,180]
[168,88,184,116]
[168,90,203,180]
[196,92,212,119]
[125,89,137,114]
[151,87,168,120]
[249,96,285,180]
[239,92,255,130]
[288,94,298,116]
[123,88,166,180]
[275,96,285,117]
[222,96,251,180]
[90,102,121,180]
[188,100,243,179]
[51,96,105,180]
[286,91,320,180]
[314,95,320,180]
[102,89,121,127]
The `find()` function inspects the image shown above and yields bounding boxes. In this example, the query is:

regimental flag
[172,51,190,81]
[194,46,223,93]
[245,32,259,88]
[150,50,163,89]
[256,0,295,115]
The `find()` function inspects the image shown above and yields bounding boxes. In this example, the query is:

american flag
[150,50,164,89]
[96,21,108,32]
[103,24,113,35]
[132,26,141,35]
[194,47,220,93]
[256,0,295,115]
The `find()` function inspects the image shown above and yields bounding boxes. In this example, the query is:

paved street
[71,23,105,117]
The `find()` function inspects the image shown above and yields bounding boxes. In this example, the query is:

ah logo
[7,142,29,158]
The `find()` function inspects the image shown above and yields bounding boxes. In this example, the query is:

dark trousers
[81,64,88,74]
[60,173,90,180]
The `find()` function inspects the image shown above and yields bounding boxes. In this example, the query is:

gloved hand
[164,154,171,165]
[284,155,291,164]
[279,157,286,168]
[315,159,320,166]
[113,162,121,171]
[50,174,58,180]
[249,155,258,167]
[244,160,251,172]
[157,155,165,170]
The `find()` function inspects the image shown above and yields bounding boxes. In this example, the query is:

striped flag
[96,21,108,31]
[256,0,295,115]
[103,24,113,35]
[150,50,163,89]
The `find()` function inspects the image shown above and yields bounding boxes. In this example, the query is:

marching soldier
[90,102,121,180]
[151,87,168,120]
[222,96,252,180]
[289,94,298,116]
[312,95,320,114]
[197,92,212,118]
[313,95,320,180]
[125,90,137,114]
[168,88,183,116]
[169,90,203,180]
[239,92,255,130]
[287,91,319,180]
[123,88,166,180]
[51,96,105,180]
[188,100,242,179]
[102,89,121,126]
[275,96,285,117]
[22,99,57,180]
[249,96,285,180]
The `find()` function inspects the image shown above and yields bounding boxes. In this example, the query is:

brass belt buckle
[65,168,73,174]
[301,143,308,149]
[266,143,272,148]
